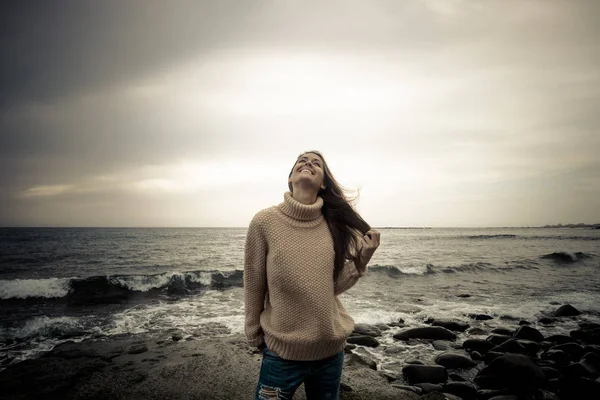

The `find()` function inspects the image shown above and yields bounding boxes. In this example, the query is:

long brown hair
[288,151,371,281]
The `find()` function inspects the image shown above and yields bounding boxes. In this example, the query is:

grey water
[1,227,599,371]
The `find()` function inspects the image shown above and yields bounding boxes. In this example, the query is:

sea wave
[465,234,518,239]
[540,251,591,263]
[0,270,243,301]
[369,264,436,276]
[369,262,540,277]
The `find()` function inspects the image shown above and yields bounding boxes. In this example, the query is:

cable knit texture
[244,191,367,361]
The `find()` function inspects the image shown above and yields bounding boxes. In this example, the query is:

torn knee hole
[258,384,283,399]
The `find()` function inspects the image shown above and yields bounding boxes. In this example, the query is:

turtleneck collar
[279,191,323,221]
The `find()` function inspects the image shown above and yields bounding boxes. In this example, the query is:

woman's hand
[358,229,380,268]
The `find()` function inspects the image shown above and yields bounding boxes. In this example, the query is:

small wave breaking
[540,252,591,263]
[0,270,243,302]
[369,264,436,277]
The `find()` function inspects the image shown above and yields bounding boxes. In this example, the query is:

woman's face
[288,152,326,191]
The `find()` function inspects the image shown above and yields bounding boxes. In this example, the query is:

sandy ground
[0,333,420,400]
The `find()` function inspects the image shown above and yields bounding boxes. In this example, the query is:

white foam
[10,316,84,339]
[109,271,214,292]
[0,278,71,299]
[188,271,213,286]
[109,273,174,292]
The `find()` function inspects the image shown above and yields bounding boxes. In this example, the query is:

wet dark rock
[127,344,148,355]
[541,349,570,367]
[539,317,557,324]
[346,335,380,347]
[578,352,600,378]
[435,352,477,369]
[374,323,391,331]
[483,351,504,365]
[583,344,600,356]
[467,327,487,335]
[570,327,600,345]
[491,339,529,355]
[469,313,494,321]
[443,381,477,400]
[414,382,443,394]
[514,325,544,342]
[486,334,512,346]
[457,294,471,298]
[474,353,545,391]
[518,320,531,325]
[549,343,584,361]
[545,334,579,345]
[402,364,448,385]
[554,304,581,317]
[344,343,356,351]
[491,328,513,336]
[499,315,520,321]
[470,351,483,361]
[393,326,457,341]
[432,340,451,351]
[540,366,562,380]
[430,319,470,332]
[579,322,600,330]
[463,338,495,354]
[515,339,541,355]
[476,389,511,400]
[404,359,424,365]
[352,323,382,337]
[448,373,467,382]
[556,376,600,399]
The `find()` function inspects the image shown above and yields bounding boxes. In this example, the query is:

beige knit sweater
[243,191,368,361]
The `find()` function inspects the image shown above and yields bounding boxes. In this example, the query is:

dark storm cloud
[0,0,258,107]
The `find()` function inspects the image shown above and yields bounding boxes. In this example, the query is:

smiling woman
[244,150,380,399]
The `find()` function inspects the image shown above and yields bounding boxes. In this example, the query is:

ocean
[1,227,599,373]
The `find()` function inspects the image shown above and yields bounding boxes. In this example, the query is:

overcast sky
[1,0,599,227]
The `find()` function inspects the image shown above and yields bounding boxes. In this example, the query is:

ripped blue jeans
[255,346,345,400]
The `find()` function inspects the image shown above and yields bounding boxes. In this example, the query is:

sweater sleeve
[243,213,268,347]
[333,257,368,296]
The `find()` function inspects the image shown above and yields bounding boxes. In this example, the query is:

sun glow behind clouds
[171,51,434,117]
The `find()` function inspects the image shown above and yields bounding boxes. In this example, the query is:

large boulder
[554,304,580,317]
[513,326,544,342]
[394,327,457,341]
[402,364,448,385]
[474,354,545,391]
[545,334,580,345]
[430,319,470,332]
[486,334,512,346]
[346,335,380,347]
[353,323,382,337]
[491,328,513,336]
[443,382,477,400]
[570,327,600,345]
[463,338,495,354]
[549,343,585,361]
[490,339,529,355]
[434,353,476,370]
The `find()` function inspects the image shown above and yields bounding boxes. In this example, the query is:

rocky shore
[1,303,599,399]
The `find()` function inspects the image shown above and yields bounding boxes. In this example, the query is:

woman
[244,150,380,400]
